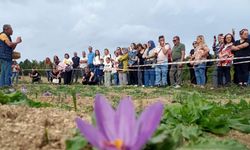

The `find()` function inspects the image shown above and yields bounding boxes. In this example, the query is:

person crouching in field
[29,69,41,83]
[50,67,61,84]
[103,57,113,87]
[82,67,96,85]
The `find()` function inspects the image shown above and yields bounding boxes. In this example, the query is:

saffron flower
[75,94,164,150]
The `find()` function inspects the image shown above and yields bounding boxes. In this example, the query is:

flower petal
[133,102,164,150]
[95,94,117,141]
[75,117,106,149]
[115,96,137,147]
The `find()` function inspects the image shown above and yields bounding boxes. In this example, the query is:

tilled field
[0,105,90,150]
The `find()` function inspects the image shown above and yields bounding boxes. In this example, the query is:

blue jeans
[46,70,51,82]
[11,72,19,84]
[113,72,119,85]
[0,59,12,87]
[194,63,206,86]
[144,68,155,86]
[155,63,168,86]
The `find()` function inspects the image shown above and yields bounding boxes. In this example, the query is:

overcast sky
[1,0,250,61]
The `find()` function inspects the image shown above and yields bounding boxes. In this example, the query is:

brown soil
[0,105,90,150]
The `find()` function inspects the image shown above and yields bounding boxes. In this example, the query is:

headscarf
[147,40,156,55]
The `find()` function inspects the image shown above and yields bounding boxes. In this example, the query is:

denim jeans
[113,72,119,85]
[194,63,206,86]
[46,70,51,82]
[11,72,19,84]
[155,62,168,86]
[212,66,218,87]
[0,59,12,87]
[144,68,155,86]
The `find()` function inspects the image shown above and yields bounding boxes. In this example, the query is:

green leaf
[66,135,88,150]
[178,138,248,150]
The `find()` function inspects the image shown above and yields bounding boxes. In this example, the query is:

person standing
[128,43,138,85]
[191,35,210,88]
[137,43,145,86]
[154,35,170,87]
[103,48,112,64]
[80,51,88,75]
[217,33,234,87]
[87,46,95,71]
[11,61,20,85]
[63,53,73,85]
[103,57,113,87]
[72,52,80,83]
[170,36,185,88]
[212,34,224,87]
[118,48,129,86]
[44,57,53,82]
[232,29,250,87]
[187,41,197,85]
[112,50,121,85]
[143,40,156,87]
[93,50,103,85]
[0,24,22,87]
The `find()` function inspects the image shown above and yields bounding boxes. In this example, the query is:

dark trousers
[128,66,138,85]
[233,65,239,84]
[189,68,197,84]
[235,63,249,84]
[137,67,144,86]
[72,68,80,83]
[218,66,231,86]
[64,71,72,85]
[167,64,171,86]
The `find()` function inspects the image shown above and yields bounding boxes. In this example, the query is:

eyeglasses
[173,39,177,42]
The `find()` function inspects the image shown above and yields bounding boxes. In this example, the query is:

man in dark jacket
[0,24,22,87]
[72,52,80,83]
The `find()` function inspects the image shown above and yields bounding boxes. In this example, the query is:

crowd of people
[39,29,250,88]
[0,24,250,88]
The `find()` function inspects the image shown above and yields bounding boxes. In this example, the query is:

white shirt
[103,54,112,65]
[93,56,102,65]
[80,56,88,69]
[154,44,170,64]
[112,56,121,73]
[103,62,113,72]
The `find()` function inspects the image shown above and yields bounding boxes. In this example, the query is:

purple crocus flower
[76,94,164,150]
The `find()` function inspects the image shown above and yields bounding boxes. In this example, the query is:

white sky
[1,0,250,61]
